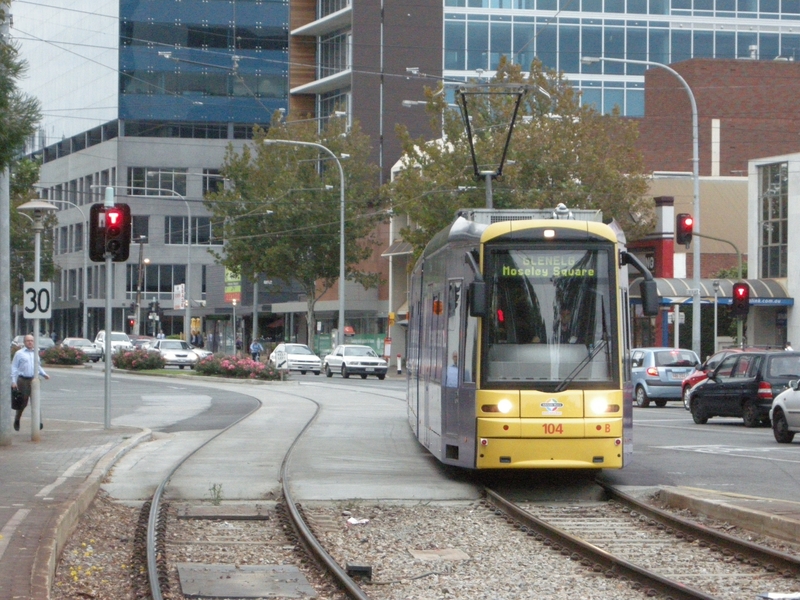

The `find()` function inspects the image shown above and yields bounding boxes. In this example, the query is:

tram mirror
[640,280,659,316]
[468,281,487,317]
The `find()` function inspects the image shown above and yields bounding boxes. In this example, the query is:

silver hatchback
[631,347,700,408]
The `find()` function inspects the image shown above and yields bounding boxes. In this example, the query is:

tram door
[443,280,463,439]
[419,283,442,450]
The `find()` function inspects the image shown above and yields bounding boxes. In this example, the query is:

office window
[759,162,788,278]
[165,216,188,245]
[132,215,149,242]
[129,167,187,196]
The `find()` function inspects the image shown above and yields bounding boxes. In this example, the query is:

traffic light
[676,213,693,247]
[732,282,750,319]
[88,203,132,262]
[105,204,131,262]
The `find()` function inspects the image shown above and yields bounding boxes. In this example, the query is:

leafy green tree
[2,11,44,306]
[206,116,386,344]
[9,158,55,306]
[389,58,652,258]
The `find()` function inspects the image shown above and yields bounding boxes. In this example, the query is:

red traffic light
[106,208,123,235]
[676,213,693,246]
[732,282,750,319]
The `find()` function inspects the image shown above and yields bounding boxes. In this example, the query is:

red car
[682,348,747,409]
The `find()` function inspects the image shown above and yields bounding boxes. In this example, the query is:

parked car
[631,347,700,407]
[129,335,155,350]
[61,337,103,362]
[149,339,198,369]
[94,331,134,359]
[681,348,748,410]
[323,344,387,380]
[268,343,321,375]
[770,380,800,443]
[688,350,800,427]
[190,344,213,359]
[11,335,55,356]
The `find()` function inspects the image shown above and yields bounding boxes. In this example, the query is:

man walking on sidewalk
[11,335,50,431]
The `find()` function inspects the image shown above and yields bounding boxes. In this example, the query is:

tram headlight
[497,399,514,414]
[590,397,609,414]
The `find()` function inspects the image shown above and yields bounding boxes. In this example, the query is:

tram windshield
[483,247,618,389]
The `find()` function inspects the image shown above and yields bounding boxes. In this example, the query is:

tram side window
[446,280,463,387]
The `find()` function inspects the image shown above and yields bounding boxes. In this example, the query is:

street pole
[251,280,259,347]
[103,187,113,429]
[263,139,346,345]
[713,280,720,354]
[134,236,147,335]
[232,298,237,355]
[582,56,701,357]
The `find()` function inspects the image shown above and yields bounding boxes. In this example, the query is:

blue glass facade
[119,0,289,125]
[443,0,800,115]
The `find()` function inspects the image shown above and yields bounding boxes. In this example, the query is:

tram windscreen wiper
[555,339,608,393]
[555,296,609,393]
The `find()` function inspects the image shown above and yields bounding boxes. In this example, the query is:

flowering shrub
[112,348,165,370]
[42,345,85,365]
[194,354,282,380]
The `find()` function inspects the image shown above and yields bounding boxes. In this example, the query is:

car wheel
[635,386,650,408]
[655,399,668,407]
[92,358,100,363]
[772,408,796,443]
[690,397,708,424]
[179,365,185,370]
[301,370,306,375]
[313,371,320,376]
[360,374,367,379]
[325,365,333,378]
[742,400,761,428]
[342,365,349,379]
[378,374,385,380]
[683,386,692,410]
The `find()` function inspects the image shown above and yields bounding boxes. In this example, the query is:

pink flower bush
[194,354,281,380]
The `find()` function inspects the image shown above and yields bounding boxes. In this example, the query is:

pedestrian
[786,341,793,351]
[157,329,166,340]
[50,331,58,344]
[250,339,264,361]
[11,334,50,431]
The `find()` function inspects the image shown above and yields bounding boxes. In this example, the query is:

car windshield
[110,333,130,341]
[72,340,92,346]
[345,346,378,357]
[162,341,188,350]
[655,350,697,367]
[286,345,314,355]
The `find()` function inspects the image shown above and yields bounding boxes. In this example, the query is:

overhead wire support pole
[582,55,701,356]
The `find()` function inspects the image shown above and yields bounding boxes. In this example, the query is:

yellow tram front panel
[475,389,625,468]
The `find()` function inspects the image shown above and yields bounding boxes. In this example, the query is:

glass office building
[443,0,800,115]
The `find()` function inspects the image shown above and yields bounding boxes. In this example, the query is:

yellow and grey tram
[406,206,659,469]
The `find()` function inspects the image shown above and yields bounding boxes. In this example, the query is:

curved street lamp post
[582,56,701,356]
[262,139,347,346]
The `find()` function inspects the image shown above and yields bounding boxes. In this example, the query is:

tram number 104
[542,423,564,435]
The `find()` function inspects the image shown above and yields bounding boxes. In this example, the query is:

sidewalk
[0,419,148,600]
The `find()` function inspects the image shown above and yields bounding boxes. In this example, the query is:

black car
[688,351,800,427]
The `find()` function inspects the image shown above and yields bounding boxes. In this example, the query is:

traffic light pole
[103,187,113,429]
[692,232,744,348]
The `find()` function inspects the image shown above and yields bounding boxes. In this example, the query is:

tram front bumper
[474,436,624,469]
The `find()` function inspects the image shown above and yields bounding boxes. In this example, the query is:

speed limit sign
[23,282,52,319]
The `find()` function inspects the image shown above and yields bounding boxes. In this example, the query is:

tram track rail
[485,485,800,600]
[143,389,375,600]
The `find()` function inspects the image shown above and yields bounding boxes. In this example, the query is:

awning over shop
[395,300,408,316]
[266,317,284,329]
[381,241,413,257]
[629,278,793,306]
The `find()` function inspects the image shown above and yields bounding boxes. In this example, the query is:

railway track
[142,391,374,600]
[486,485,800,600]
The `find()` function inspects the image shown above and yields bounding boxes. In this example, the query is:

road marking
[654,445,800,464]
[36,442,114,497]
[0,509,31,561]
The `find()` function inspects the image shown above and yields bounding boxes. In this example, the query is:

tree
[206,115,386,345]
[9,158,55,307]
[389,58,652,259]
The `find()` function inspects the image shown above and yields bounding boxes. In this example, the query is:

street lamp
[263,139,347,346]
[581,55,701,357]
[17,199,57,442]
[457,83,527,209]
[48,199,89,338]
[713,279,720,353]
